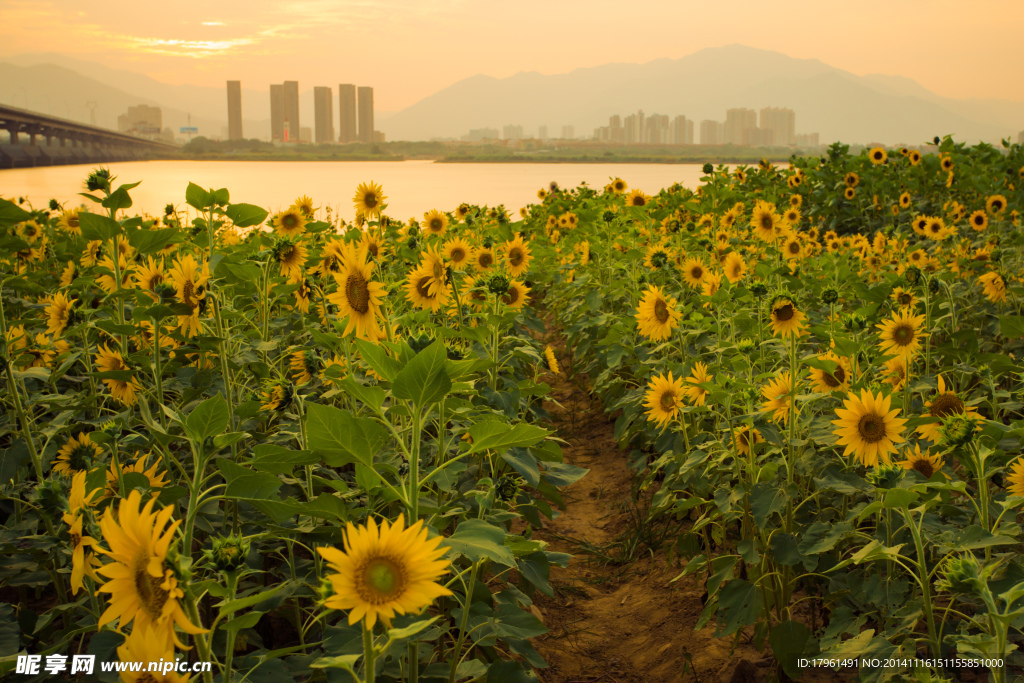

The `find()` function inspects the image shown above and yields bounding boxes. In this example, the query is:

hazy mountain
[380,45,1024,144]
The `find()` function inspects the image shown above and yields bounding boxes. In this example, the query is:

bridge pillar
[26,125,42,145]
[5,125,20,144]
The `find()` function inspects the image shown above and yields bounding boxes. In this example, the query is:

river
[0,159,715,221]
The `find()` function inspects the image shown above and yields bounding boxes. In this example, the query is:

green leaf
[218,581,294,619]
[0,199,32,227]
[226,202,269,227]
[717,579,762,635]
[310,655,361,671]
[883,487,919,510]
[79,212,121,241]
[356,338,402,381]
[129,227,181,255]
[999,315,1024,339]
[185,182,213,210]
[217,459,282,500]
[769,533,804,567]
[102,186,133,211]
[251,445,318,475]
[305,402,386,467]
[444,519,516,566]
[392,340,451,407]
[186,394,230,442]
[210,187,231,205]
[750,482,789,528]
[339,377,388,413]
[468,420,550,454]
[0,603,19,656]
[769,620,811,678]
[223,611,262,634]
[386,617,439,641]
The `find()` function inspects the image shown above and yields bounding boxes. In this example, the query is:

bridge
[0,104,179,169]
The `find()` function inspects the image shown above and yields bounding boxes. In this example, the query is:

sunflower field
[1,134,1024,683]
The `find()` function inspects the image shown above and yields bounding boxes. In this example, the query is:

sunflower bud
[316,575,336,607]
[842,312,867,333]
[486,274,511,296]
[821,287,840,304]
[409,333,433,354]
[749,281,768,299]
[940,414,975,447]
[904,266,922,286]
[702,163,714,175]
[164,203,175,217]
[736,337,755,353]
[205,534,250,573]
[928,278,941,296]
[495,473,524,502]
[602,210,615,223]
[935,555,981,594]
[85,167,113,193]
[406,237,418,250]
[867,464,903,489]
[48,199,60,211]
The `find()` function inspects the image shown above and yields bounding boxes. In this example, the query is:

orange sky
[1,0,1022,110]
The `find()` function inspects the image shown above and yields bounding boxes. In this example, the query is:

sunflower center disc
[451,248,464,262]
[774,304,794,322]
[132,554,170,620]
[912,459,936,478]
[691,267,703,280]
[363,558,405,602]
[502,288,519,306]
[416,277,433,299]
[509,249,523,266]
[654,299,669,324]
[893,325,914,345]
[659,390,677,412]
[364,194,378,209]
[182,280,195,308]
[760,214,773,231]
[857,414,886,443]
[480,254,493,268]
[824,365,845,388]
[930,393,964,418]
[284,215,296,228]
[346,275,370,314]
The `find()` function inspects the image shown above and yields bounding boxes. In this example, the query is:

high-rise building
[1018,130,1024,144]
[283,81,299,143]
[796,133,820,147]
[117,105,162,136]
[226,81,243,141]
[338,84,357,143]
[538,125,548,141]
[685,119,694,145]
[270,84,284,142]
[624,114,638,144]
[314,87,334,144]
[609,115,624,143]
[724,108,758,145]
[357,87,374,143]
[700,120,724,145]
[503,124,523,141]
[562,125,574,140]
[760,107,796,146]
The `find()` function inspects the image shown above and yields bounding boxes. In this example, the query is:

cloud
[127,37,256,58]
[201,21,225,26]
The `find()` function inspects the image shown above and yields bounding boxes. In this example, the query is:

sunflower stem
[363,620,378,683]
[448,560,480,683]
[902,507,939,658]
[222,571,239,683]
[184,591,215,683]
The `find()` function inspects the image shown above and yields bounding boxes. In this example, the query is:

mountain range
[1,46,1022,145]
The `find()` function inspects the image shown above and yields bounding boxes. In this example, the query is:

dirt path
[529,336,769,683]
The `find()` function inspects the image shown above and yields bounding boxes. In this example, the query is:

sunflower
[63,471,100,595]
[760,374,793,424]
[881,289,915,314]
[95,344,141,406]
[723,251,747,283]
[443,238,473,269]
[501,279,531,310]
[1007,459,1024,497]
[405,263,450,313]
[625,189,650,207]
[260,380,291,411]
[869,147,887,165]
[133,257,166,300]
[455,203,471,221]
[700,271,722,301]
[977,271,1006,303]
[328,248,385,341]
[769,297,805,338]
[681,257,707,289]
[966,209,989,232]
[43,292,76,337]
[844,172,859,188]
[644,244,673,270]
[611,177,628,194]
[289,350,320,385]
[900,443,944,480]
[925,217,949,240]
[808,351,851,393]
[635,285,681,342]
[898,192,912,210]
[909,149,922,165]
[684,362,713,406]
[96,491,205,646]
[537,188,547,200]
[317,514,451,628]
[985,194,1007,215]
[116,623,188,683]
[750,200,783,242]
[105,453,168,499]
[643,372,686,428]
[275,239,307,279]
[53,207,82,236]
[273,207,306,238]
[832,389,906,467]
[473,247,496,272]
[167,255,210,338]
[544,345,560,375]
[320,355,348,387]
[53,432,103,476]
[916,375,982,443]
[940,155,954,172]
[423,209,449,237]
[353,181,387,219]
[734,425,763,456]
[782,235,803,259]
[877,290,928,345]
[911,215,929,236]
[294,194,315,216]
[504,234,532,278]
[879,356,906,391]
[844,187,856,200]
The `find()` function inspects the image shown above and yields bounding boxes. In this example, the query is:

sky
[1,0,1022,111]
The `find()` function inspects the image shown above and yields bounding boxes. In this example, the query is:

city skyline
[1,1,1022,114]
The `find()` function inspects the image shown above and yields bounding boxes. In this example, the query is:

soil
[529,334,773,683]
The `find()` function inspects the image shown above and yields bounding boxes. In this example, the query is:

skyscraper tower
[226,81,243,140]
[283,81,299,143]
[357,86,374,143]
[314,87,334,143]
[338,84,357,143]
[270,84,284,142]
